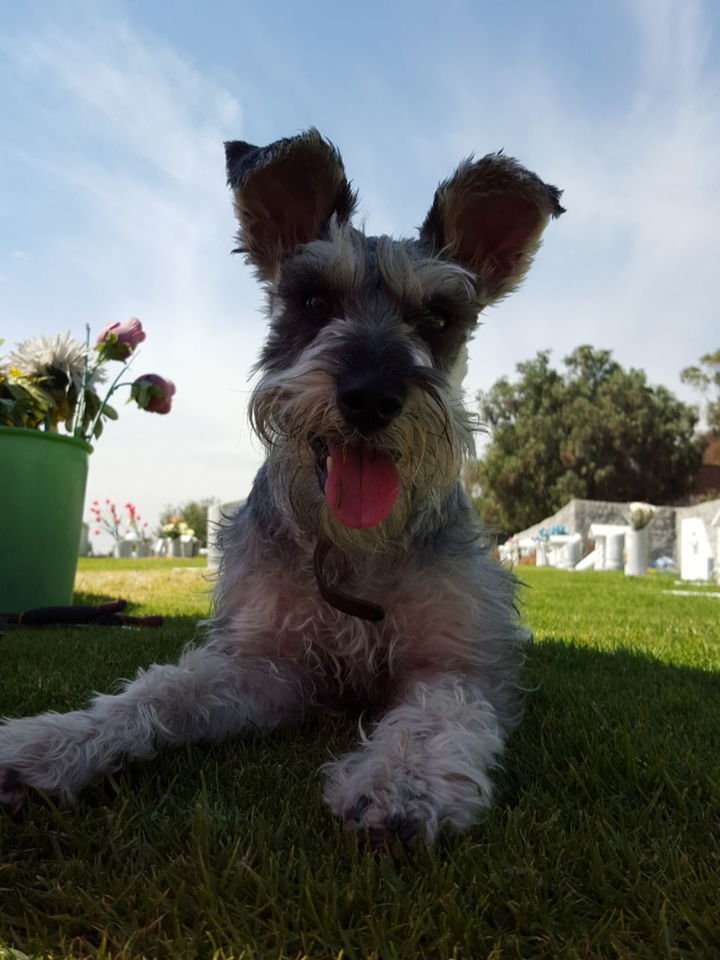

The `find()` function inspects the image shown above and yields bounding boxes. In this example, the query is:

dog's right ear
[225,129,357,281]
[419,153,564,303]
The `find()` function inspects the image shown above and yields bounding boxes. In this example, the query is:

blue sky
[1,0,719,546]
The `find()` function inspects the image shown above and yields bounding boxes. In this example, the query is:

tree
[158,498,218,547]
[680,349,720,435]
[472,345,702,534]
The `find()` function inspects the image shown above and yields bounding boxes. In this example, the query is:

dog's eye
[303,294,331,317]
[408,298,455,338]
[412,305,451,339]
[420,315,447,331]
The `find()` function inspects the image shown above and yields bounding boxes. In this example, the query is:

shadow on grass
[2,633,718,960]
[497,638,719,810]
[3,625,717,810]
[72,589,130,607]
[53,636,720,835]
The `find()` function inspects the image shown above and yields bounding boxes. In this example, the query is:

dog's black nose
[337,373,406,433]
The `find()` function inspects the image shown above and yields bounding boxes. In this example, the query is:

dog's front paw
[0,714,92,816]
[323,750,436,851]
[323,751,477,850]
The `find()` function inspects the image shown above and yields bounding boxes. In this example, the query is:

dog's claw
[349,795,371,822]
[384,810,401,831]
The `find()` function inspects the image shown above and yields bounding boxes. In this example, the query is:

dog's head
[226,129,563,553]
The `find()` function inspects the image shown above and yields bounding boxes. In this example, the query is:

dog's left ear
[419,153,564,303]
[225,128,357,281]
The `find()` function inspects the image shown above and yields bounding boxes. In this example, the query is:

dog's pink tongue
[324,444,400,529]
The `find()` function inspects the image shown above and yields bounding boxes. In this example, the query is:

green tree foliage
[680,349,720,435]
[159,498,218,547]
[472,345,702,534]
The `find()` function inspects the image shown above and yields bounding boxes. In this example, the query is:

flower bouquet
[0,318,175,610]
[0,318,175,440]
[627,502,656,531]
[161,518,196,557]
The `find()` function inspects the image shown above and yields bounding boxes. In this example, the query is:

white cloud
[1,5,266,545]
[447,0,720,427]
[1,0,718,553]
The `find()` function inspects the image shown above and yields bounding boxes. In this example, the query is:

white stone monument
[588,523,628,571]
[78,522,90,557]
[680,517,713,581]
[624,528,649,576]
[548,533,582,569]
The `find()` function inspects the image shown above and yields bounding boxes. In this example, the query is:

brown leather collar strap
[313,540,385,623]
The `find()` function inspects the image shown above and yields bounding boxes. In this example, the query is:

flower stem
[85,354,137,441]
[72,325,91,438]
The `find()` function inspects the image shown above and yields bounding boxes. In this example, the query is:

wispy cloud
[1,5,266,534]
[1,0,718,545]
[452,0,720,417]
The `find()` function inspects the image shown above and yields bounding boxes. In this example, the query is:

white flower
[8,332,105,391]
[628,501,656,530]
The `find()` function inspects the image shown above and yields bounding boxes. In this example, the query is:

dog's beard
[250,365,475,554]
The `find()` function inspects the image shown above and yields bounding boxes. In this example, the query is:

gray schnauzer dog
[0,130,562,848]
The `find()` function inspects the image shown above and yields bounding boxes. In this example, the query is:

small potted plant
[0,320,174,610]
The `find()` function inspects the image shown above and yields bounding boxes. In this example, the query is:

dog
[0,130,563,848]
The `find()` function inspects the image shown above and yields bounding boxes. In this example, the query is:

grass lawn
[1,560,718,959]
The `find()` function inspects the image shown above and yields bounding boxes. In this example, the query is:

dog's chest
[226,559,480,699]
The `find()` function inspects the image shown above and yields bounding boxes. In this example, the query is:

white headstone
[548,533,582,569]
[78,521,90,557]
[589,524,628,571]
[680,518,713,581]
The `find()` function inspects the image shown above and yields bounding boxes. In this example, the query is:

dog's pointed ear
[419,153,564,303]
[225,128,358,280]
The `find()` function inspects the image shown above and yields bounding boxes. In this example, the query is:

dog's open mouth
[311,437,400,530]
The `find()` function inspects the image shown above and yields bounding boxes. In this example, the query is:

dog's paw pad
[358,817,420,854]
[343,796,421,852]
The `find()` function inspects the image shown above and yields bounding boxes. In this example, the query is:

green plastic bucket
[0,426,92,614]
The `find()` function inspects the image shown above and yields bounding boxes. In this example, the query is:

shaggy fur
[0,129,562,847]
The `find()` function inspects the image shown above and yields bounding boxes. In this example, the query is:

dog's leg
[323,673,504,847]
[0,646,307,815]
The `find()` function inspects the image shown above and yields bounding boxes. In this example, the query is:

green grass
[1,564,718,959]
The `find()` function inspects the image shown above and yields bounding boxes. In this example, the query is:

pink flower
[96,317,146,361]
[131,374,176,415]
